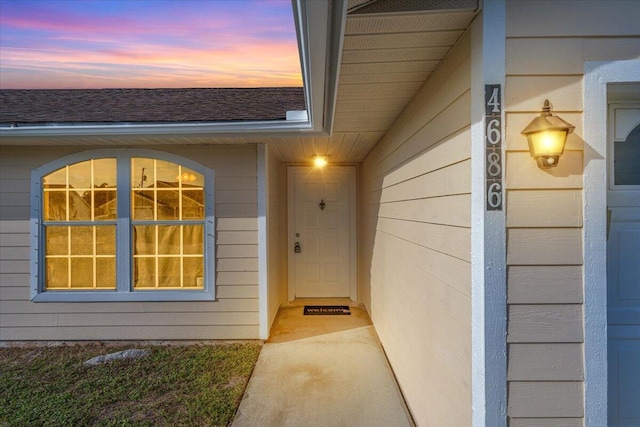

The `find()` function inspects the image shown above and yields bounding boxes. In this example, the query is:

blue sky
[0,0,302,89]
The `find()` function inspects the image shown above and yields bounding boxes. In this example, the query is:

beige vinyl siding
[0,144,260,341]
[360,30,471,427]
[505,1,640,424]
[265,145,287,332]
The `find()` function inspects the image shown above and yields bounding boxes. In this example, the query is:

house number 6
[487,182,502,209]
[486,119,501,145]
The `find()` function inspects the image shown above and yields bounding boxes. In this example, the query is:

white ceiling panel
[349,0,478,15]
[336,98,409,113]
[343,30,463,49]
[338,89,415,103]
[337,88,420,100]
[339,72,428,85]
[345,13,474,34]
[337,81,423,94]
[311,7,477,164]
[347,0,372,11]
[334,112,398,133]
[341,60,439,75]
[342,46,451,63]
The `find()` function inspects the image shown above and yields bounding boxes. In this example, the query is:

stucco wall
[0,144,260,341]
[504,1,640,425]
[360,30,472,426]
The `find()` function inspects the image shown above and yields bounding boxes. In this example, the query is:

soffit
[268,0,479,163]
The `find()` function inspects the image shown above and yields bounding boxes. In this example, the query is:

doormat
[303,305,351,315]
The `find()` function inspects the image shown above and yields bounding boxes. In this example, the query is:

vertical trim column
[257,144,269,339]
[471,2,507,426]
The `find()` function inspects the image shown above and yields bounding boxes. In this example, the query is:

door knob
[294,242,302,253]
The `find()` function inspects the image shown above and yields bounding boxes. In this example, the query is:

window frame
[608,103,640,194]
[30,148,216,302]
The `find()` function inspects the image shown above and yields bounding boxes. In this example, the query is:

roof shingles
[0,87,305,125]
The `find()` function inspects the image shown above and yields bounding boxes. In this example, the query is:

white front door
[288,166,356,299]
[607,104,640,427]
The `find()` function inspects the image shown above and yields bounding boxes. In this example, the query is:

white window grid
[43,160,117,290]
[131,159,204,289]
[132,224,204,289]
[31,148,216,302]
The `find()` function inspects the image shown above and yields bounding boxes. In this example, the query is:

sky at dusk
[0,0,302,89]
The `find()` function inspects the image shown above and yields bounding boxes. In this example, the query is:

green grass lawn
[0,343,261,427]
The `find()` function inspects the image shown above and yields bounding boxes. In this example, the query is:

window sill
[31,290,216,303]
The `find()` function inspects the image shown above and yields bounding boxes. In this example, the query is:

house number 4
[485,85,503,211]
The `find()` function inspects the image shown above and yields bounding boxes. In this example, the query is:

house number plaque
[485,84,503,211]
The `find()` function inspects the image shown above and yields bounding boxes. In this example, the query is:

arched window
[31,149,215,302]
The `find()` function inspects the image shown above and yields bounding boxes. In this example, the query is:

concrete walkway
[232,300,414,427]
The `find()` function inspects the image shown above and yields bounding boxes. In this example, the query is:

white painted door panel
[291,168,352,298]
[608,105,640,427]
[608,219,640,427]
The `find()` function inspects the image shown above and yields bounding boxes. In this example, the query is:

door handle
[294,242,302,253]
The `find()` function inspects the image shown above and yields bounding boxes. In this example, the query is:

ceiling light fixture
[313,155,328,168]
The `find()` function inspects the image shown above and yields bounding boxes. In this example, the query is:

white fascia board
[0,119,313,138]
[293,0,346,135]
[0,0,346,139]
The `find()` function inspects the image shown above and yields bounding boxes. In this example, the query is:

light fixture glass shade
[313,155,328,168]
[521,100,574,169]
[527,129,568,168]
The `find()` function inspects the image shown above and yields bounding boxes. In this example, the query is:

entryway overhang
[265,0,480,164]
[1,0,480,165]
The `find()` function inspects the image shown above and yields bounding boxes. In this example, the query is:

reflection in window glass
[42,159,117,290]
[39,154,209,294]
[131,158,204,221]
[45,225,116,289]
[133,225,204,289]
[43,159,117,221]
[614,124,640,185]
[156,160,180,188]
[68,161,92,189]
[46,258,68,289]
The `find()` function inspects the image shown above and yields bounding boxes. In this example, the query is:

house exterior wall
[360,29,472,426]
[0,144,261,341]
[504,1,640,425]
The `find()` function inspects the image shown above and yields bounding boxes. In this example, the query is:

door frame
[287,165,357,301]
[606,101,640,426]
[583,58,640,427]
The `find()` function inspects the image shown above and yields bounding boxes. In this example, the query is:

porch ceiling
[266,0,478,164]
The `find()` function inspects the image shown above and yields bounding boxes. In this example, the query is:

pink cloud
[0,0,301,89]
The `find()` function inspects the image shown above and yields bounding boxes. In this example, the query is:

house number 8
[487,152,501,176]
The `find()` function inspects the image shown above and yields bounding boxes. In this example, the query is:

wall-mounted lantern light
[521,99,575,169]
[313,155,328,168]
